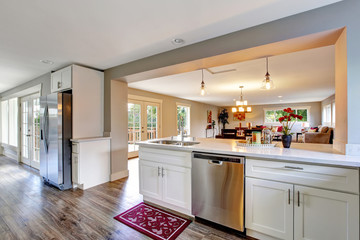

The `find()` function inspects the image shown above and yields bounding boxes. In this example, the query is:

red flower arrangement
[278,108,303,135]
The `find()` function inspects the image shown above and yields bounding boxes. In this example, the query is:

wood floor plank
[0,156,247,240]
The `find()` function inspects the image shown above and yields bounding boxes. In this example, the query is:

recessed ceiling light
[40,59,54,65]
[278,96,283,98]
[171,38,185,45]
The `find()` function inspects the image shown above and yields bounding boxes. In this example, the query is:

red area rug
[114,202,191,240]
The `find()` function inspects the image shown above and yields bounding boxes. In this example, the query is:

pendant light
[261,57,275,90]
[200,69,206,96]
[232,86,252,113]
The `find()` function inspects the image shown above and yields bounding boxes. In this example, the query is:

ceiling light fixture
[200,69,206,96]
[40,59,54,65]
[171,38,185,45]
[261,57,275,90]
[232,86,252,113]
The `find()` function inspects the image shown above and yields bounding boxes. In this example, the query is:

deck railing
[128,128,157,143]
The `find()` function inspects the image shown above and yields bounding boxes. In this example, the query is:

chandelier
[232,86,252,113]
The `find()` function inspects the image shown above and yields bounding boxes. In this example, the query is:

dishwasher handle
[208,160,223,165]
[193,152,245,163]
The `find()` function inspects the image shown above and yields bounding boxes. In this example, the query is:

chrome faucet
[180,126,185,142]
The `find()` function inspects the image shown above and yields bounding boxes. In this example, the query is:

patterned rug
[114,202,191,240]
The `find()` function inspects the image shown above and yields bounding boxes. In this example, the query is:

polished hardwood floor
[0,156,246,240]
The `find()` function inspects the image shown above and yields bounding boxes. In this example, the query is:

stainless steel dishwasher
[192,152,245,232]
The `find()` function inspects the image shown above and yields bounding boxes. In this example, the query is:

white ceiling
[129,46,335,106]
[0,0,341,93]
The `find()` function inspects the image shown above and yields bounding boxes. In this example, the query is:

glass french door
[128,100,160,158]
[21,95,40,169]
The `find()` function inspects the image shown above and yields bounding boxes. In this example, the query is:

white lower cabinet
[162,164,191,210]
[139,148,191,215]
[246,159,359,240]
[71,139,111,190]
[294,185,359,240]
[246,178,293,240]
[139,160,162,201]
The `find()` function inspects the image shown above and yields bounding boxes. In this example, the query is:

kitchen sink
[149,140,200,146]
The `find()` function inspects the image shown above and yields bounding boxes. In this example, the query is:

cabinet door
[139,160,162,201]
[294,186,359,240]
[60,66,72,90]
[162,164,191,210]
[246,178,293,240]
[51,72,61,93]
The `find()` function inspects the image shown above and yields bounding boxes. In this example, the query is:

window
[264,107,309,123]
[322,102,335,127]
[177,104,190,135]
[332,102,336,127]
[1,101,9,144]
[1,98,18,147]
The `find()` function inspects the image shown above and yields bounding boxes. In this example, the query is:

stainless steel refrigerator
[40,92,72,190]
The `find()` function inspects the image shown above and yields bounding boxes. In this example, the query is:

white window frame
[176,102,191,135]
[263,106,311,124]
[1,100,9,144]
[128,94,163,139]
[1,98,19,147]
[322,101,335,127]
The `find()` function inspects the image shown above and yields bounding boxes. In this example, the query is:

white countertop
[71,137,111,143]
[137,138,360,168]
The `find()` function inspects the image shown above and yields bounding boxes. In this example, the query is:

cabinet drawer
[246,159,359,194]
[139,147,191,168]
[72,143,79,154]
[72,153,79,184]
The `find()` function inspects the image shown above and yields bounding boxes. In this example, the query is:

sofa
[304,126,333,144]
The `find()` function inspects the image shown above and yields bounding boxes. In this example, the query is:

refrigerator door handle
[44,105,49,153]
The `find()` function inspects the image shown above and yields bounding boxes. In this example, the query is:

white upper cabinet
[51,65,104,139]
[51,66,72,93]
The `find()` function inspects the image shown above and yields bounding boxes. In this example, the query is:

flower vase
[282,135,292,148]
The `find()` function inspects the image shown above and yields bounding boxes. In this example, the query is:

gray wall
[104,0,360,148]
[0,73,51,98]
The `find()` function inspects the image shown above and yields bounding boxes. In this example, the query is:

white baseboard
[346,143,360,156]
[110,169,129,181]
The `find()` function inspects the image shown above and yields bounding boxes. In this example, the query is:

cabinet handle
[288,189,291,205]
[284,166,304,170]
[57,81,62,89]
[162,167,164,177]
[158,166,161,177]
[298,191,300,207]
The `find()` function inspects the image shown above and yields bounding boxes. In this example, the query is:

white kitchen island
[137,138,360,240]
